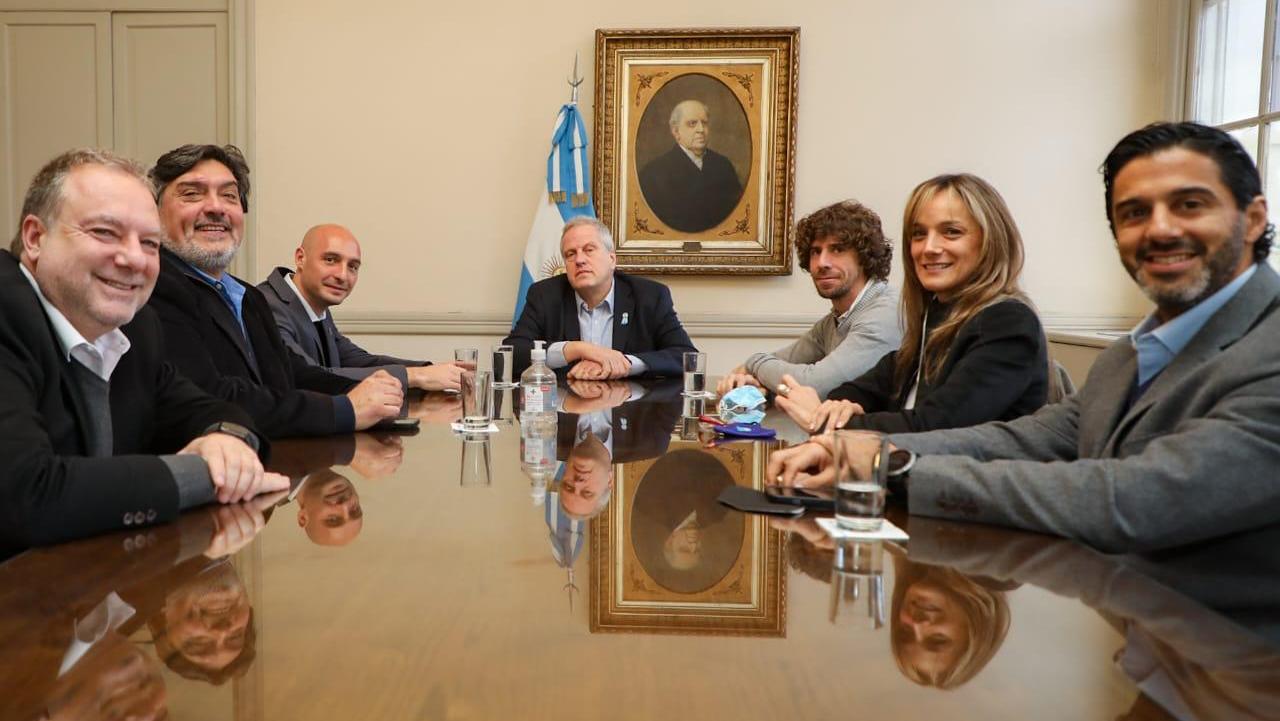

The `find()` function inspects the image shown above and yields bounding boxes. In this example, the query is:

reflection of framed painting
[593,28,799,275]
[589,439,786,636]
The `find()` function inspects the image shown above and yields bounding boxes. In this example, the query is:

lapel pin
[621,312,629,326]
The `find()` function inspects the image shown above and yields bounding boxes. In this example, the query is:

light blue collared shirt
[547,283,647,376]
[1129,264,1257,386]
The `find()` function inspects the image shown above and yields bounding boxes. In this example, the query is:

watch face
[888,448,913,475]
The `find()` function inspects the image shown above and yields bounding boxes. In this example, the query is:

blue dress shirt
[1129,264,1257,386]
[547,283,647,376]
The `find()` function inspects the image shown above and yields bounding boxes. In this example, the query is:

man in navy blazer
[504,217,696,379]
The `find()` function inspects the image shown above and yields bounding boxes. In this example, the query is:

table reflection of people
[42,631,167,721]
[0,497,276,719]
[906,518,1280,717]
[631,450,743,594]
[778,516,1011,690]
[889,550,1012,689]
[295,469,363,546]
[558,378,681,464]
[147,557,256,685]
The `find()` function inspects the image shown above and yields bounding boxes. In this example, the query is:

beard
[167,237,239,275]
[1129,218,1246,315]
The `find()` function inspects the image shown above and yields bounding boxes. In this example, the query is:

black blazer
[148,249,357,438]
[0,252,259,549]
[505,272,696,378]
[830,299,1049,434]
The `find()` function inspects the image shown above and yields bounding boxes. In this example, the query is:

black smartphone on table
[764,485,836,511]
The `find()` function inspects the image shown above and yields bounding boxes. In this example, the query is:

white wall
[250,0,1172,368]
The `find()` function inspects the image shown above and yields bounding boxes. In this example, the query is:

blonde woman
[777,173,1052,434]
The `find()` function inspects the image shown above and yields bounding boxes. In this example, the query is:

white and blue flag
[513,102,595,323]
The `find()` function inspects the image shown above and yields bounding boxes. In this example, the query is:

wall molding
[334,310,1144,339]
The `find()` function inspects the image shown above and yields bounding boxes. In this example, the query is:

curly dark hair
[795,200,892,281]
[149,144,251,213]
[1102,122,1273,263]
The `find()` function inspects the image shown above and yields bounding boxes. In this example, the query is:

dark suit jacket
[829,299,1048,433]
[258,267,427,389]
[505,272,696,378]
[637,145,743,233]
[147,249,357,439]
[556,381,682,463]
[0,252,259,549]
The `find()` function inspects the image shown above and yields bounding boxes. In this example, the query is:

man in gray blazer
[770,122,1280,553]
[259,224,464,391]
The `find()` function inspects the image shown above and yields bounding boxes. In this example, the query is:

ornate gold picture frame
[593,28,799,275]
[589,439,786,636]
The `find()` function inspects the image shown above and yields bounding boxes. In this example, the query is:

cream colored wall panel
[112,12,228,164]
[252,0,1168,323]
[0,11,110,235]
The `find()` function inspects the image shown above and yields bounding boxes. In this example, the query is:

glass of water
[832,430,890,531]
[682,351,708,397]
[454,347,478,371]
[461,370,493,432]
[492,344,515,388]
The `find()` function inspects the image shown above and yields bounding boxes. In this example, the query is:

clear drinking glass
[682,351,708,397]
[454,347,479,370]
[461,370,492,432]
[492,344,515,388]
[829,539,885,628]
[832,430,890,531]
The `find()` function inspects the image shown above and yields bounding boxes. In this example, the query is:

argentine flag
[513,102,596,323]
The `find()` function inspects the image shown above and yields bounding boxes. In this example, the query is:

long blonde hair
[893,174,1032,390]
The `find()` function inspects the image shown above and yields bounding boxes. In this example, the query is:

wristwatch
[886,448,916,499]
[202,421,260,453]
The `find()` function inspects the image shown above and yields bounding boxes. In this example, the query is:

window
[1188,0,1280,251]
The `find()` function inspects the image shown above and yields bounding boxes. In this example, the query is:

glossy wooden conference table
[2,380,1278,721]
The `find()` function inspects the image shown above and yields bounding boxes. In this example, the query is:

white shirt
[284,271,327,323]
[58,592,136,676]
[19,264,131,382]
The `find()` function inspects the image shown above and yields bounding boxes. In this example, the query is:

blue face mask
[718,385,767,425]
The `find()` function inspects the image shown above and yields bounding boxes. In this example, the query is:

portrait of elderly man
[638,98,744,233]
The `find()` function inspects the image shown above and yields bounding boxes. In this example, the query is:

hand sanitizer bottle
[520,340,557,417]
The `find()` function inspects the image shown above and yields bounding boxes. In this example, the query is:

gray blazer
[892,263,1280,552]
[258,267,426,389]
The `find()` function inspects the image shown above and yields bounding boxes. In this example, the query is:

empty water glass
[492,344,515,388]
[682,352,708,397]
[454,347,478,371]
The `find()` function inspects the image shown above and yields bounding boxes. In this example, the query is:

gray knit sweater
[744,280,902,399]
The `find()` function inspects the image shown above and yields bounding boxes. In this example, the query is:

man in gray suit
[770,122,1280,553]
[259,224,464,391]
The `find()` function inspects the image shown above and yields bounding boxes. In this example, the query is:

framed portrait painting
[593,28,799,275]
[589,439,787,637]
